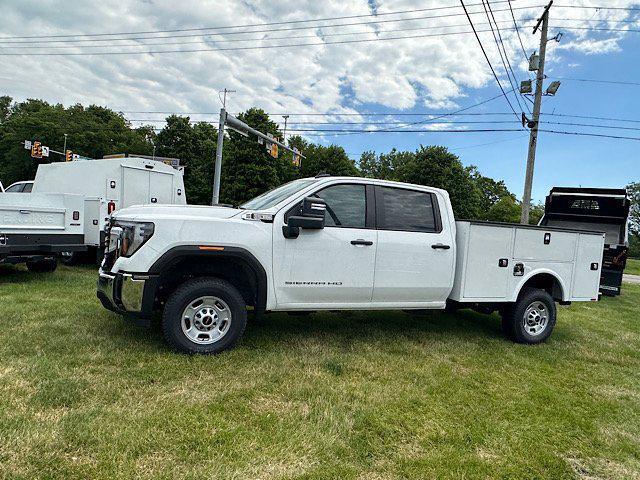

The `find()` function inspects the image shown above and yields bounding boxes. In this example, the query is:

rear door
[372,186,455,306]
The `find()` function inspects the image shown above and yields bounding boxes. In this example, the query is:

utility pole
[63,133,68,155]
[212,107,226,205]
[282,115,289,144]
[521,0,552,225]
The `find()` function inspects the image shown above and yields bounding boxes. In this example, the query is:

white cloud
[0,0,637,126]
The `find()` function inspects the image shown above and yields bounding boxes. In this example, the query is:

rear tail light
[73,211,80,221]
[108,201,116,214]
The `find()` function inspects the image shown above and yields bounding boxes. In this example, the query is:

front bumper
[97,269,159,322]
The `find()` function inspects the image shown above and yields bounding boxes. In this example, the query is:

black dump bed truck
[540,187,630,296]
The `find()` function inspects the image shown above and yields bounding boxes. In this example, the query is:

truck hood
[113,204,242,221]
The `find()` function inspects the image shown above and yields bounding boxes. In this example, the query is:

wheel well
[154,255,263,311]
[519,273,564,301]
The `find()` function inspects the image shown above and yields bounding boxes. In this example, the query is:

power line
[459,0,520,119]
[0,27,524,56]
[129,118,521,125]
[0,6,539,46]
[553,4,640,11]
[0,1,534,41]
[483,0,528,113]
[541,112,640,124]
[304,91,521,137]
[553,26,640,33]
[549,76,640,86]
[0,20,526,51]
[286,127,525,133]
[508,0,529,60]
[540,129,640,141]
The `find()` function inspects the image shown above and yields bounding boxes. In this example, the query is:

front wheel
[501,288,556,344]
[162,277,247,354]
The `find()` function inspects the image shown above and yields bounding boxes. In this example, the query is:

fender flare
[148,245,268,312]
[514,268,568,302]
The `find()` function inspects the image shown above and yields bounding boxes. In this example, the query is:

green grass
[1,266,639,479]
[626,258,640,276]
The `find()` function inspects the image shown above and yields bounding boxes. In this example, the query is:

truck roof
[305,176,450,196]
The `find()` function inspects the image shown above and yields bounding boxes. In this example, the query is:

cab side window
[285,184,367,229]
[22,183,33,193]
[376,186,440,233]
[315,184,366,228]
[5,183,24,193]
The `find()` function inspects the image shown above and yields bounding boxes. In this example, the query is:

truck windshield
[240,178,317,210]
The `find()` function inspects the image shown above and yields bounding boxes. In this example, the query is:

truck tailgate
[0,193,83,233]
[0,193,86,255]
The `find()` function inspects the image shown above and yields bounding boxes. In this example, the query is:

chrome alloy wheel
[181,296,232,345]
[523,301,549,336]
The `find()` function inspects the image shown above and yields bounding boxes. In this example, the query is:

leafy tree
[627,182,640,258]
[486,196,521,223]
[528,203,545,225]
[155,116,216,205]
[470,168,514,216]
[288,135,358,178]
[627,182,640,235]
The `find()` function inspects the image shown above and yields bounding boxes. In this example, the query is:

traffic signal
[66,150,73,162]
[270,143,278,159]
[31,141,42,159]
[292,148,301,167]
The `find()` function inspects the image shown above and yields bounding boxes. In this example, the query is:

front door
[372,185,455,307]
[272,183,376,308]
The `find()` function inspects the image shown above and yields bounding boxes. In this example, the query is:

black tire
[501,287,556,344]
[26,258,58,273]
[162,277,247,355]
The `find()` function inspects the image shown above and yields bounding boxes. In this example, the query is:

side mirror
[282,196,326,239]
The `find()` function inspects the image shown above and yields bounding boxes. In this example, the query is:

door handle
[351,239,373,246]
[431,243,451,250]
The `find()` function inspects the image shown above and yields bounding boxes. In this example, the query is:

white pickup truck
[0,192,86,271]
[97,175,605,354]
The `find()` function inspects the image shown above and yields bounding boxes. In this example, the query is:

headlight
[114,221,155,257]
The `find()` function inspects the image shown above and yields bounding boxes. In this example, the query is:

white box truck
[31,156,186,263]
[97,176,605,354]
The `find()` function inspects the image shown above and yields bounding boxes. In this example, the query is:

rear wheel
[501,287,556,344]
[162,277,247,354]
[26,258,58,273]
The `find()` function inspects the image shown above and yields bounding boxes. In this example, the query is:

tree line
[3,95,635,251]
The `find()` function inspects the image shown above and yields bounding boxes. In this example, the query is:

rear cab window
[375,186,441,233]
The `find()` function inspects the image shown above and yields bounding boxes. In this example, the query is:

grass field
[1,266,639,479]
[626,258,640,276]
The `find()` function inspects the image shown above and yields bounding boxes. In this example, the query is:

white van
[31,156,186,263]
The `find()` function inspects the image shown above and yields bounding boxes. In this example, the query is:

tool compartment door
[513,228,577,262]
[463,224,513,298]
[121,166,150,207]
[149,170,175,204]
[571,233,605,300]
